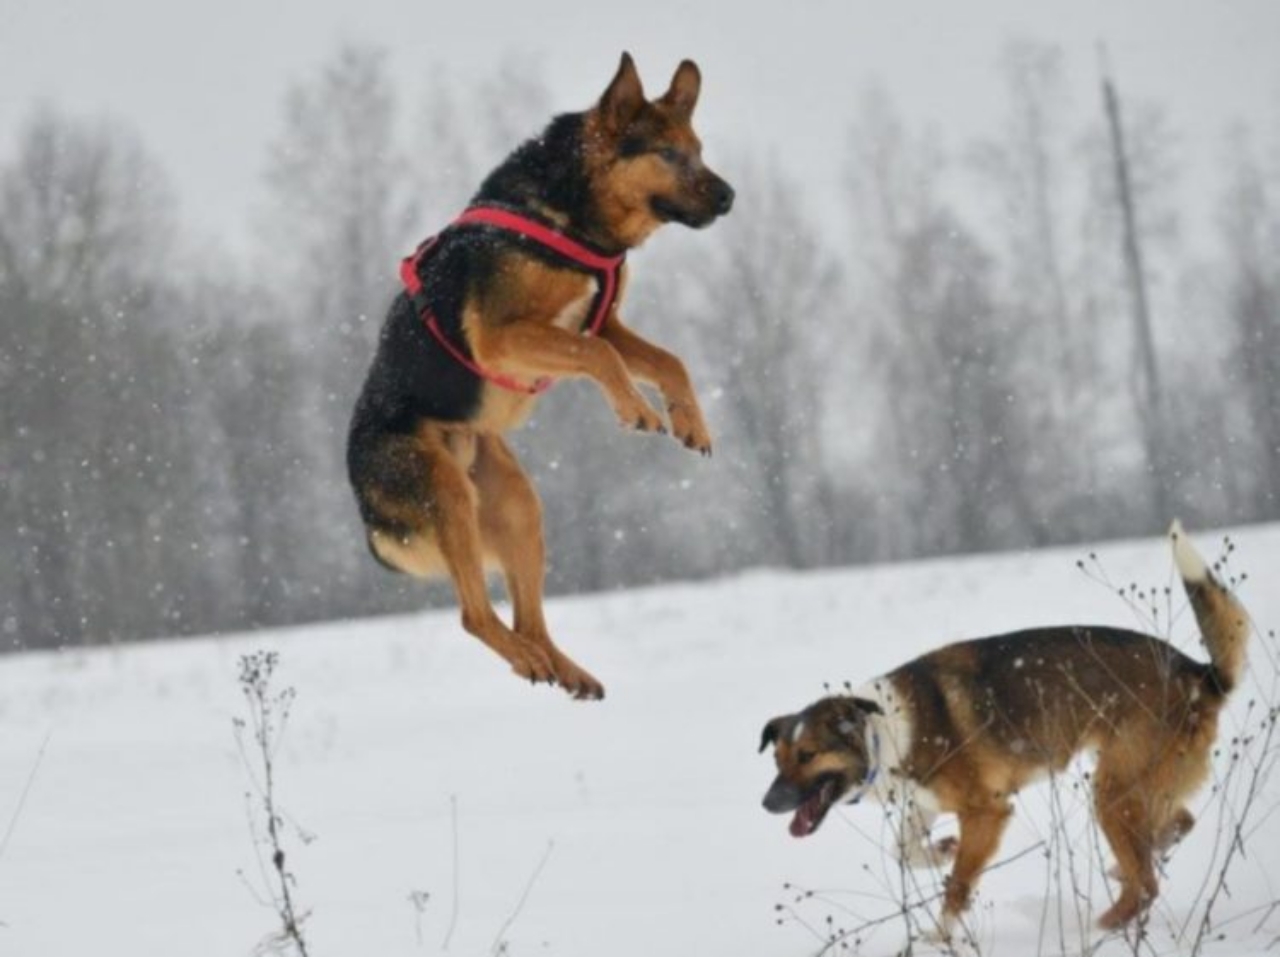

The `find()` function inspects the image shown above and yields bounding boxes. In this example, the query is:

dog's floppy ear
[832,696,883,737]
[599,52,645,134]
[759,716,792,753]
[850,696,884,716]
[658,59,701,120]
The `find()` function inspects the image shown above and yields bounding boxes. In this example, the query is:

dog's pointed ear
[599,52,645,135]
[759,716,791,753]
[659,59,701,120]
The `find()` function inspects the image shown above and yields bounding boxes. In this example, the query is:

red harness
[399,206,626,395]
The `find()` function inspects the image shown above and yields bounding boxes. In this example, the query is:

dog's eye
[657,146,682,165]
[797,750,815,766]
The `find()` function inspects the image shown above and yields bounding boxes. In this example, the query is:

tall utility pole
[1100,48,1169,523]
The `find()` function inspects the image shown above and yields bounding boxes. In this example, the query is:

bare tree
[688,160,844,567]
[409,53,554,225]
[968,40,1110,542]
[1219,132,1280,515]
[893,210,1036,553]
[1100,53,1171,525]
[0,107,185,646]
[846,90,1037,556]
[0,107,176,306]
[971,40,1075,379]
[262,43,416,336]
[844,88,946,558]
[257,42,421,619]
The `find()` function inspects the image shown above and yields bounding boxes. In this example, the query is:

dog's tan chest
[549,276,598,331]
[488,258,600,331]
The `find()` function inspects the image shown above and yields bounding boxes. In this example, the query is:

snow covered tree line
[1,41,1277,649]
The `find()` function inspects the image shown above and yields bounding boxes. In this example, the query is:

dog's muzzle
[762,776,802,813]
[709,177,734,215]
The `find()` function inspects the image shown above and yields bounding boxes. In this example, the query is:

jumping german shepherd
[347,54,733,700]
[759,523,1252,936]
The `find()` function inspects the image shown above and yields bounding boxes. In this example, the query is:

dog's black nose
[712,180,735,215]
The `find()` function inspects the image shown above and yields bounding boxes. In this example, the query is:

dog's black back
[347,114,610,499]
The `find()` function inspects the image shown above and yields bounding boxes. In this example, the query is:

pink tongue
[790,801,818,838]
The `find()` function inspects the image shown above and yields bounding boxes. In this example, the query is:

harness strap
[400,207,626,395]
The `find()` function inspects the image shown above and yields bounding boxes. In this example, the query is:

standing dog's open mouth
[788,773,845,837]
[773,767,844,839]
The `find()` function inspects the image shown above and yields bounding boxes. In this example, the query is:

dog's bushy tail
[1171,520,1251,693]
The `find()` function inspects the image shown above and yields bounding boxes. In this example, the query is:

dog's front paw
[612,387,665,435]
[1097,895,1147,931]
[667,399,712,456]
[918,912,958,947]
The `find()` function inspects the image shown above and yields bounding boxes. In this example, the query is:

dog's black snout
[762,776,801,813]
[712,179,735,215]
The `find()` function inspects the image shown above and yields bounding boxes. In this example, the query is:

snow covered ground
[1,524,1278,957]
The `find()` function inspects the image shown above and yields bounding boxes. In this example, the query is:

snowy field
[2,524,1278,957]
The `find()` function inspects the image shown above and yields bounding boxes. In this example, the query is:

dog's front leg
[597,315,713,455]
[895,806,954,870]
[938,803,1012,932]
[473,319,666,433]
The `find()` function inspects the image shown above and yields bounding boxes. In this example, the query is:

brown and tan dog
[347,54,732,699]
[760,523,1251,935]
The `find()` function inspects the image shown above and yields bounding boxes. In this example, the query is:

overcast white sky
[2,0,1278,253]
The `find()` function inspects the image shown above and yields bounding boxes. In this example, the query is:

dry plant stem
[1189,675,1280,951]
[489,840,554,957]
[408,891,429,946]
[235,651,311,957]
[0,730,50,864]
[442,794,459,951]
[794,836,1043,955]
[1036,767,1089,957]
[0,730,51,931]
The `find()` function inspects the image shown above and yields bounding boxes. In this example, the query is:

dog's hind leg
[410,430,557,686]
[473,435,605,700]
[1094,756,1160,930]
[1146,734,1209,868]
[1153,725,1212,854]
[1155,806,1195,852]
[1107,805,1195,881]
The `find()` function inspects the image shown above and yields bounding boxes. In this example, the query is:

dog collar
[844,730,881,805]
[399,206,627,395]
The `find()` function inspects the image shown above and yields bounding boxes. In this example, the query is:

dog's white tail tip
[1170,519,1209,583]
